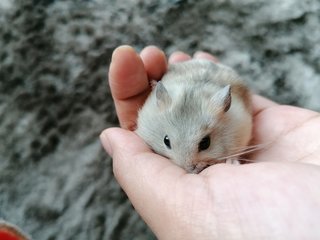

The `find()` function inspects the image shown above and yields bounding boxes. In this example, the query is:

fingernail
[111,45,136,62]
[193,51,219,63]
[168,51,192,63]
[193,50,206,55]
[100,131,113,157]
[193,51,211,58]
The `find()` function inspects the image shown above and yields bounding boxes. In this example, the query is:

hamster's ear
[155,81,172,110]
[212,85,231,112]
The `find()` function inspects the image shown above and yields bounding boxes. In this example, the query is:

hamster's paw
[226,158,240,165]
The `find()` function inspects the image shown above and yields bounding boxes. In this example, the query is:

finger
[251,94,278,116]
[168,51,192,63]
[100,128,186,236]
[108,45,150,130]
[140,46,167,81]
[251,104,320,165]
[193,51,219,63]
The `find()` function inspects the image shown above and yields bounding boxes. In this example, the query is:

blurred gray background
[0,0,319,239]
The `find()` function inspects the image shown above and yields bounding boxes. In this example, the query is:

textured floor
[0,0,319,239]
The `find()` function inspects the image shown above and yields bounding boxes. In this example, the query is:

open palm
[101,45,320,239]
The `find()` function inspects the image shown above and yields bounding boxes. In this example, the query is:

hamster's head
[136,81,237,173]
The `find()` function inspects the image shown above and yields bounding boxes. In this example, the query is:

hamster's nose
[186,164,197,173]
[186,163,209,174]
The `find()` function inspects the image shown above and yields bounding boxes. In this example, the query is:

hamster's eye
[164,135,171,149]
[198,135,210,152]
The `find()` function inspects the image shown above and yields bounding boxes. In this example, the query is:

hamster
[135,59,252,173]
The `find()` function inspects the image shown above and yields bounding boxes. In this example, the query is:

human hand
[101,45,320,239]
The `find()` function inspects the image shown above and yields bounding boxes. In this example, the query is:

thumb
[100,128,186,236]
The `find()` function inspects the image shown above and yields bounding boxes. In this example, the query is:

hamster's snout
[187,158,225,173]
[187,162,210,174]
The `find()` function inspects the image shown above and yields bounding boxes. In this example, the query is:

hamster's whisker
[237,158,256,163]
[232,142,270,155]
[200,158,223,165]
[227,142,271,152]
[216,144,265,161]
[216,151,253,161]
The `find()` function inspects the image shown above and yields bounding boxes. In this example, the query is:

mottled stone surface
[0,0,319,239]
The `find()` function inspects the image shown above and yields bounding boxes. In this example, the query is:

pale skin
[100,45,320,239]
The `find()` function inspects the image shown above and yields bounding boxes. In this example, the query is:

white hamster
[136,59,252,173]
